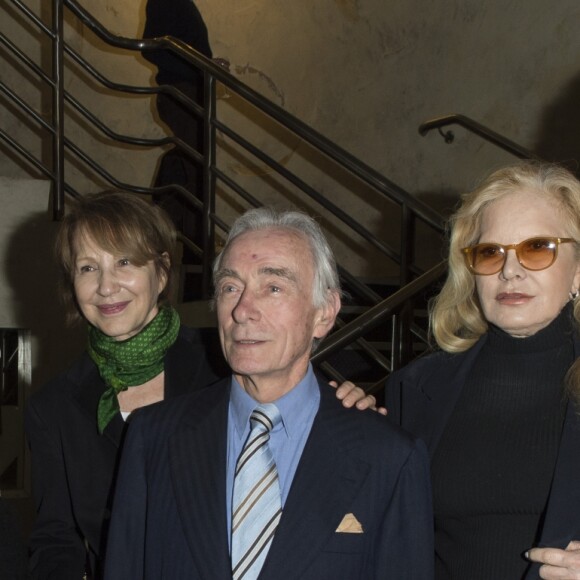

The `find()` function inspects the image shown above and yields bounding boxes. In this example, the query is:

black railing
[312,261,447,390]
[419,113,538,160]
[1,0,450,380]
[63,0,445,277]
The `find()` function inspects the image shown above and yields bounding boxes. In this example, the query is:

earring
[570,289,580,301]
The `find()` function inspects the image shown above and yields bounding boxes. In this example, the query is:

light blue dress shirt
[225,364,321,545]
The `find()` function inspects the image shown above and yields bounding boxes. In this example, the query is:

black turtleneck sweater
[430,306,575,579]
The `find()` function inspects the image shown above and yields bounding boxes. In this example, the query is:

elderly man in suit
[104,207,434,579]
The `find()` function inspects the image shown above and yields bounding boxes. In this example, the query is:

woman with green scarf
[25,192,376,580]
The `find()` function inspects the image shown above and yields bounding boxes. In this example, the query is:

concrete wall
[199,0,580,204]
[0,0,162,193]
[2,0,580,277]
[198,0,580,276]
[5,1,580,182]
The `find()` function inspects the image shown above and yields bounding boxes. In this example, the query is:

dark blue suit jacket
[26,326,226,580]
[385,333,580,579]
[105,377,434,579]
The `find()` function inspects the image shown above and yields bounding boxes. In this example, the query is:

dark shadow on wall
[2,205,86,544]
[4,211,86,392]
[533,72,580,173]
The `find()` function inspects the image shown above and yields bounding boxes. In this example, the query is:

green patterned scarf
[88,305,180,434]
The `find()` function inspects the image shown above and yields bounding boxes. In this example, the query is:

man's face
[215,228,338,400]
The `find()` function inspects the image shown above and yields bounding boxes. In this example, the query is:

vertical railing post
[201,69,217,298]
[52,0,65,220]
[390,312,401,372]
[398,204,415,365]
[400,204,414,287]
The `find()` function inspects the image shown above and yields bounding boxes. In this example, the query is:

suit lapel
[260,382,371,580]
[168,379,232,579]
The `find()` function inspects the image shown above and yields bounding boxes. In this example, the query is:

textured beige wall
[58,0,164,193]
[201,0,580,274]
[199,0,580,202]
[2,0,580,276]
[0,0,162,192]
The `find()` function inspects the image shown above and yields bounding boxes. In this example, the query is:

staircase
[0,1,454,531]
[1,0,450,377]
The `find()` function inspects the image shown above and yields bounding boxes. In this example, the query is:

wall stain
[234,64,285,107]
[334,0,360,22]
[225,64,299,176]
[106,4,120,18]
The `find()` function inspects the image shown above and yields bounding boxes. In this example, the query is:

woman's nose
[97,269,120,296]
[500,248,526,280]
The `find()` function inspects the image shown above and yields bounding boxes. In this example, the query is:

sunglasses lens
[470,244,504,274]
[519,238,557,270]
[465,237,560,275]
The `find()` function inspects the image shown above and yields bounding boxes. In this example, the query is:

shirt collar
[229,364,320,440]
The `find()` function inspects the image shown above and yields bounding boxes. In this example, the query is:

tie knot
[250,403,281,433]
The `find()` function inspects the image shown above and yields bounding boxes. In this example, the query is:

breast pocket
[322,531,366,554]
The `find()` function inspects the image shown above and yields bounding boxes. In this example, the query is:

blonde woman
[386,162,580,579]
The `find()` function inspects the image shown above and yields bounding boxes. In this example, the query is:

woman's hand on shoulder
[329,381,387,415]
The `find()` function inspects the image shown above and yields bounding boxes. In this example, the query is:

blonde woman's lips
[496,293,532,304]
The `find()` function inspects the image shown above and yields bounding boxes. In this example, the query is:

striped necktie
[231,403,282,580]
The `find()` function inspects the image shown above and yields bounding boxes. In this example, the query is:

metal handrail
[1,0,450,380]
[8,0,54,37]
[61,0,445,307]
[312,261,447,363]
[0,81,56,134]
[52,0,65,218]
[418,114,539,160]
[213,120,401,262]
[63,0,445,236]
[0,30,54,85]
[0,128,54,179]
[7,0,446,277]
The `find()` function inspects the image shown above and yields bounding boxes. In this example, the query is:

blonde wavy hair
[431,161,580,358]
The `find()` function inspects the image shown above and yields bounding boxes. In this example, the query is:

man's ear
[313,290,341,340]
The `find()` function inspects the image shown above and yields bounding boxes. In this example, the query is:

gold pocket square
[335,512,364,533]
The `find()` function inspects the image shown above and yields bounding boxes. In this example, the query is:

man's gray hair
[213,207,341,308]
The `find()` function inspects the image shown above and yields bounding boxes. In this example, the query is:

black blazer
[0,498,28,579]
[385,333,580,579]
[25,326,226,580]
[104,377,435,579]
